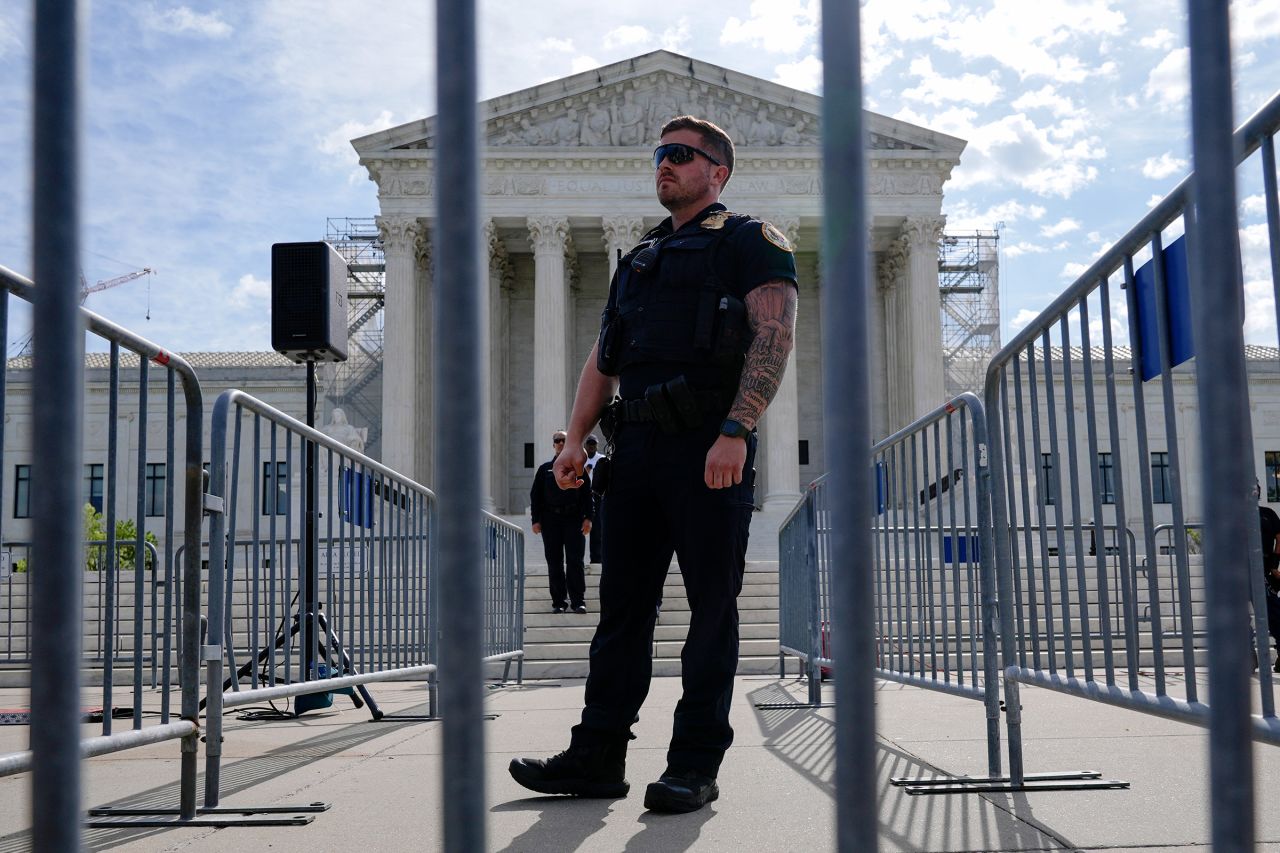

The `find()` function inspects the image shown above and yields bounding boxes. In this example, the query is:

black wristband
[719,418,750,440]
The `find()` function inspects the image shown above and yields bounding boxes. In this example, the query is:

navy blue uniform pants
[541,516,586,609]
[572,422,755,778]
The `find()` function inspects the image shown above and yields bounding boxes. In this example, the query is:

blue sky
[0,1,1277,354]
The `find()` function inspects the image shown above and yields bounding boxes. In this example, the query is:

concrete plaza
[3,670,1280,851]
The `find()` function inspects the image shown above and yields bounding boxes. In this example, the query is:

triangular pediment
[352,50,964,158]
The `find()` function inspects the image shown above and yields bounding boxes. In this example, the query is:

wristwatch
[719,418,750,440]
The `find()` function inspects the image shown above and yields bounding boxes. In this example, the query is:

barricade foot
[86,801,330,827]
[752,701,835,710]
[891,771,1128,795]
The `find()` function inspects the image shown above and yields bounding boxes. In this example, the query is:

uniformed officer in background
[530,430,593,614]
[510,115,798,812]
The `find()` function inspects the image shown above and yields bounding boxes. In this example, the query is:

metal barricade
[779,394,1011,787]
[0,265,205,826]
[983,82,1280,811]
[202,390,525,817]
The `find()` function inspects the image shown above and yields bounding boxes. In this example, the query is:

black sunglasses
[653,142,723,170]
[553,437,565,444]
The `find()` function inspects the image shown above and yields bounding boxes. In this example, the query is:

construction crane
[11,267,155,356]
[79,267,154,306]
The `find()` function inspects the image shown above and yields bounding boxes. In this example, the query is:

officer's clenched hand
[705,435,747,489]
[581,519,592,536]
[554,445,587,490]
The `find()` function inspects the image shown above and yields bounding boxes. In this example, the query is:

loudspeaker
[271,241,349,363]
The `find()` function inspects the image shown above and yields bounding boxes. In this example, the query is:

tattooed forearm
[728,280,797,429]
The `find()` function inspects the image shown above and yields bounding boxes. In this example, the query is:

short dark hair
[660,115,735,187]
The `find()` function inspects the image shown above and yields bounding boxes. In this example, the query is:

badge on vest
[761,221,794,252]
[701,211,732,230]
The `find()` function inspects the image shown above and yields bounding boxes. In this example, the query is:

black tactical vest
[597,215,752,392]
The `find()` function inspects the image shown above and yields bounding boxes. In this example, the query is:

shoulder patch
[761,221,794,253]
[700,210,733,230]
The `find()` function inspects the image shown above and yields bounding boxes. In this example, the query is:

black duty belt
[614,394,729,424]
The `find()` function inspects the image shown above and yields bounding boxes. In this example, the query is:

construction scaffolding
[939,230,1001,398]
[322,217,385,458]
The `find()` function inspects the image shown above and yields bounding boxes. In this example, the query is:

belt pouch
[644,382,680,434]
[663,375,701,430]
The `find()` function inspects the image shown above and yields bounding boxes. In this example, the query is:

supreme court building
[352,50,964,515]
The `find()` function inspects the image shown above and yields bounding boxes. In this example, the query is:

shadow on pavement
[0,701,436,853]
[746,680,1072,852]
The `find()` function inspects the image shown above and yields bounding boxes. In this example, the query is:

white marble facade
[352,50,965,513]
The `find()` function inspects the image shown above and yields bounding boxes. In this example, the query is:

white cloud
[1004,242,1049,258]
[943,198,1048,231]
[142,6,233,39]
[1145,47,1189,107]
[942,111,1103,197]
[1141,151,1187,180]
[1010,308,1043,332]
[773,54,822,92]
[903,57,1002,106]
[318,110,397,176]
[540,37,575,53]
[1234,0,1280,45]
[1138,27,1176,50]
[1061,261,1089,279]
[720,0,819,54]
[1147,194,1165,208]
[571,55,602,73]
[230,274,270,309]
[1041,217,1081,237]
[661,18,692,51]
[1242,194,1268,219]
[1010,85,1082,118]
[603,25,651,49]
[929,0,1127,81]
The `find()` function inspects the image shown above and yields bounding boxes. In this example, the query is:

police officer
[530,430,593,614]
[510,115,798,812]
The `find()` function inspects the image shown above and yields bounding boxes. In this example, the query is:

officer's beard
[657,170,713,212]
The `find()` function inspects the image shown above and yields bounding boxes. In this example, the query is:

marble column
[902,216,947,421]
[602,216,646,279]
[376,214,426,479]
[528,216,571,451]
[413,223,434,487]
[878,233,911,433]
[762,216,803,511]
[487,223,514,513]
[477,221,499,513]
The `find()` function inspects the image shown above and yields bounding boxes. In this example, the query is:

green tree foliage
[14,505,159,573]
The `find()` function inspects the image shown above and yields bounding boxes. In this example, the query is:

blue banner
[1133,235,1193,382]
[340,468,375,528]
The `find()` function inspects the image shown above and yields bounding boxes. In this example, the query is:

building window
[14,465,31,519]
[1098,452,1115,505]
[84,463,104,513]
[524,443,534,469]
[144,463,166,517]
[1151,452,1172,504]
[262,461,288,516]
[798,440,810,466]
[1038,452,1056,506]
[1266,451,1280,502]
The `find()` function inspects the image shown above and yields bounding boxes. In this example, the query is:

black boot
[509,742,629,798]
[643,769,719,813]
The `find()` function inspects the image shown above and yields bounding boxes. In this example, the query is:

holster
[644,376,702,434]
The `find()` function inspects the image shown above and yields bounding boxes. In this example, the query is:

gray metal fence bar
[819,1,876,845]
[435,1,485,850]
[30,2,85,845]
[1186,2,1253,849]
